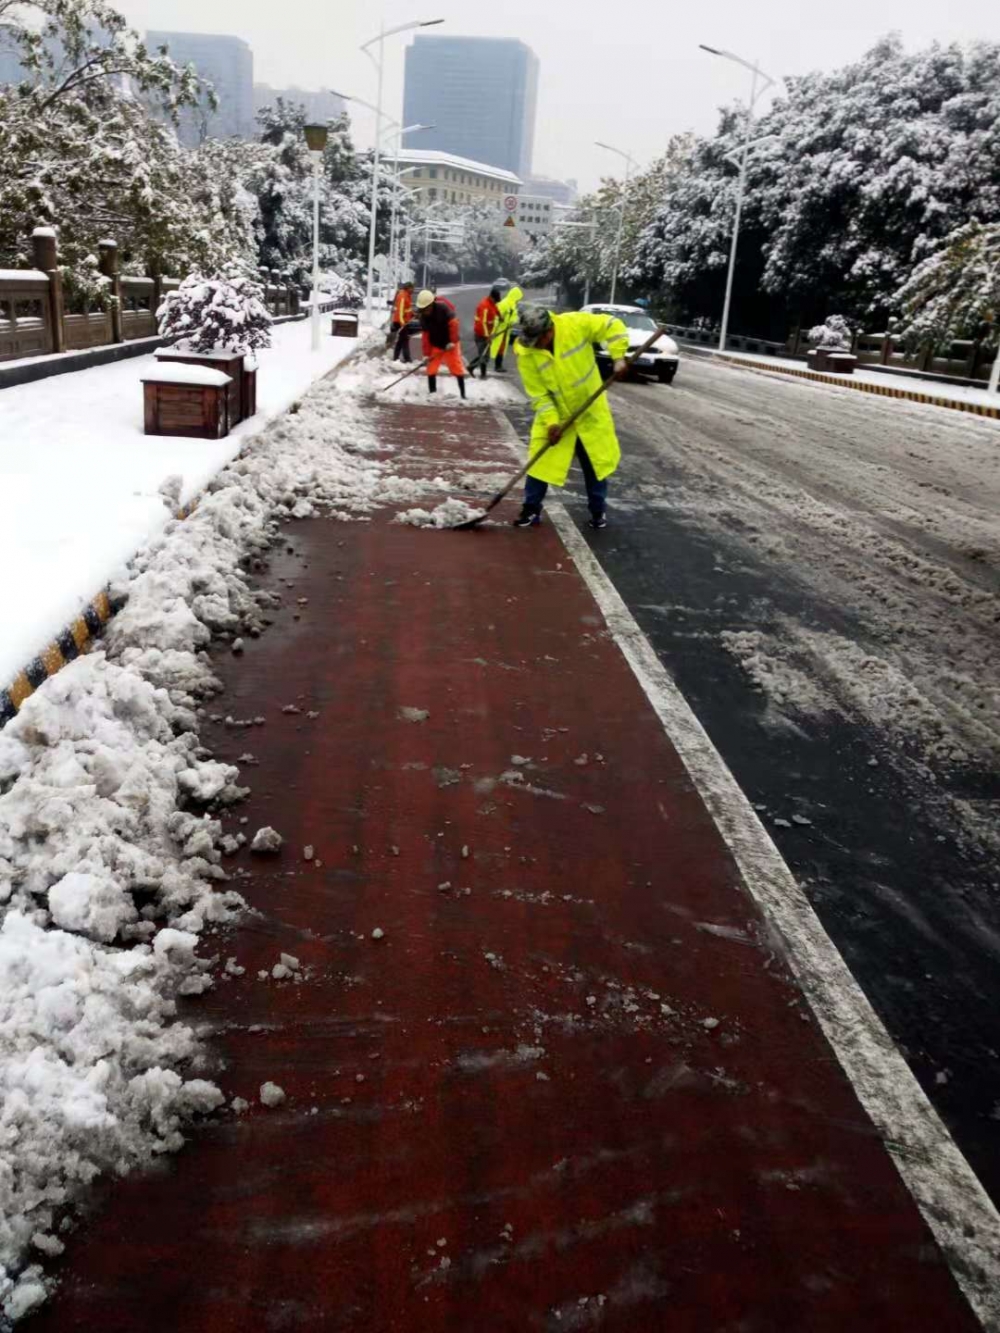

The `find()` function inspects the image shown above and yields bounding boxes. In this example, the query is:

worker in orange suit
[471,285,502,379]
[416,289,466,399]
[390,280,415,362]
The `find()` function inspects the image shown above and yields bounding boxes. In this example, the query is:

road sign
[503,216,516,229]
[503,195,518,214]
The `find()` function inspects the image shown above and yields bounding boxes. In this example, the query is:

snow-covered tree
[157,269,272,354]
[631,36,1000,330]
[0,0,223,285]
[523,138,694,304]
[892,220,1000,350]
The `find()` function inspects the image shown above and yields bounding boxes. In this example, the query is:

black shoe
[588,513,608,530]
[513,505,542,528]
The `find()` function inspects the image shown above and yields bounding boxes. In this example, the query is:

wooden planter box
[156,348,245,425]
[331,312,359,338]
[242,364,258,419]
[143,365,232,439]
[808,348,857,375]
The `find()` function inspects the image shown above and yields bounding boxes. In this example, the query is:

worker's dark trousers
[474,336,490,378]
[392,323,412,362]
[524,441,607,518]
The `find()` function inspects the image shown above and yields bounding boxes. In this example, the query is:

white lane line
[490,412,1000,1330]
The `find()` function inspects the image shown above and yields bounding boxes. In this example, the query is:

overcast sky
[116,1,1000,190]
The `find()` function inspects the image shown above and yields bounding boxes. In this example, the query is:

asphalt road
[447,284,1000,1211]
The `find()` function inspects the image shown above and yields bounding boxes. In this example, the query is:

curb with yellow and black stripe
[707,351,1000,420]
[0,588,127,729]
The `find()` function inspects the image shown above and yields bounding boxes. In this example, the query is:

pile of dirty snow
[0,367,390,1320]
[396,498,487,529]
[336,352,525,406]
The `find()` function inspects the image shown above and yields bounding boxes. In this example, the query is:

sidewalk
[26,398,992,1331]
[684,344,1000,419]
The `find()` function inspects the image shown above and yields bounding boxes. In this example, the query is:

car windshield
[591,309,656,332]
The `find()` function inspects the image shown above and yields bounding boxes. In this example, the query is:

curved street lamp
[358,18,444,318]
[699,44,779,352]
[595,140,637,305]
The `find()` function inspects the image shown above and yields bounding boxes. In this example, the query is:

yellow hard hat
[416,289,435,309]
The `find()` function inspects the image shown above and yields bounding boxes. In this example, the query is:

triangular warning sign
[503,215,516,228]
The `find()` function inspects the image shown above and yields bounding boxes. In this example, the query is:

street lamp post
[700,44,777,353]
[386,126,433,291]
[389,164,422,289]
[359,17,443,320]
[595,141,637,304]
[303,122,329,351]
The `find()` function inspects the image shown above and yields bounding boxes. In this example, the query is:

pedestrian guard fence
[0,226,305,364]
[663,321,998,386]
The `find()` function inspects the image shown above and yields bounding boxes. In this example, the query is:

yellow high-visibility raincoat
[490,285,523,358]
[514,309,629,486]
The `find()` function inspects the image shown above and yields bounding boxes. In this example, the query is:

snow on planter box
[142,363,232,439]
[331,311,360,338]
[155,347,247,425]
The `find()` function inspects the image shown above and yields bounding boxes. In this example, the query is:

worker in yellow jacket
[489,285,523,373]
[512,304,629,529]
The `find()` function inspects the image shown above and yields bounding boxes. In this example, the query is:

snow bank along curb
[696,347,1000,420]
[0,339,370,737]
[0,349,400,1322]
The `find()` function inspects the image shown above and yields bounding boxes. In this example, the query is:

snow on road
[614,357,1000,852]
[0,317,364,691]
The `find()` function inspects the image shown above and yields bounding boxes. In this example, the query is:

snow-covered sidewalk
[690,345,1000,414]
[0,317,366,690]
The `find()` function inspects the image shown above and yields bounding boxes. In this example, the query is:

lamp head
[304,123,329,154]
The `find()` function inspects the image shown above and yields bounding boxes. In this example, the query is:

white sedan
[581,303,680,385]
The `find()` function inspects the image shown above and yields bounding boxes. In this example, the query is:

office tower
[403,35,538,179]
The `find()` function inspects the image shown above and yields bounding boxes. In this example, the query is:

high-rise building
[253,85,345,125]
[146,31,254,145]
[402,35,538,179]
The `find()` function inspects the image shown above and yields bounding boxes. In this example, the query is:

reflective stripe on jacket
[474,297,499,339]
[514,309,629,486]
[392,288,413,325]
[490,286,523,357]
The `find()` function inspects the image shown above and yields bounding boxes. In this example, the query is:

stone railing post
[99,240,123,343]
[31,225,64,354]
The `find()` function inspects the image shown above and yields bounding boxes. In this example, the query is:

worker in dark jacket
[416,289,466,399]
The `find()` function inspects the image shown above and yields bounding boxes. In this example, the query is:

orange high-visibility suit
[421,299,465,378]
[391,287,414,326]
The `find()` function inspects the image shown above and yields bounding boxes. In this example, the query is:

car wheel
[658,365,676,385]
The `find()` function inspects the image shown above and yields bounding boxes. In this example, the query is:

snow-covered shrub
[319,271,364,309]
[157,269,272,355]
[808,315,852,350]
